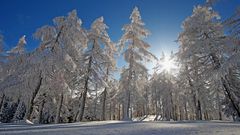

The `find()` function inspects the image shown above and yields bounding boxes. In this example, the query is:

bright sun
[160,56,176,72]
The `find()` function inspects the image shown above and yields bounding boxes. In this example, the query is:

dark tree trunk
[0,93,5,111]
[221,77,240,118]
[192,92,199,120]
[109,102,112,120]
[210,53,240,118]
[38,96,46,124]
[204,111,209,120]
[102,88,107,120]
[74,111,79,122]
[93,84,98,117]
[79,40,96,121]
[55,92,64,123]
[216,92,222,120]
[26,73,43,120]
[113,103,116,120]
[73,94,82,122]
[79,55,93,121]
[101,69,109,121]
[79,74,89,121]
[197,100,202,120]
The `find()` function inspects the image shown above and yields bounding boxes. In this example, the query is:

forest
[0,0,240,124]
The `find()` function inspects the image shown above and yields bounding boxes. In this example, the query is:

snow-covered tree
[34,10,88,123]
[148,53,180,121]
[119,7,157,120]
[100,23,117,121]
[8,35,26,54]
[221,8,240,120]
[78,17,116,121]
[177,4,240,120]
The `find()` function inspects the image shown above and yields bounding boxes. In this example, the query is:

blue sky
[0,0,239,70]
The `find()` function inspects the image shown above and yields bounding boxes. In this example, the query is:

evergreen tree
[119,7,157,120]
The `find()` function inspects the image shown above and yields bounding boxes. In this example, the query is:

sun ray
[159,55,177,73]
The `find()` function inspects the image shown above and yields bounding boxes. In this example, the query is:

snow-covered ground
[0,121,240,135]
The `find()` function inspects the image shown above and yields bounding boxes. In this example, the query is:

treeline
[0,1,240,124]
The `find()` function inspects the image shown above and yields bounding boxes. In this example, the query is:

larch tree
[177,4,240,120]
[222,7,240,120]
[100,25,117,121]
[79,17,115,121]
[119,7,157,120]
[0,35,29,122]
[34,10,88,123]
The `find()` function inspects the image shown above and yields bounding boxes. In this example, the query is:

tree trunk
[73,93,82,122]
[118,104,121,120]
[79,55,93,121]
[204,111,209,120]
[210,53,240,118]
[221,77,240,118]
[179,105,183,120]
[102,87,107,120]
[101,68,109,121]
[170,90,174,120]
[93,84,98,117]
[123,89,131,120]
[175,104,178,121]
[184,100,188,120]
[154,86,158,116]
[197,100,202,120]
[79,75,89,121]
[123,46,134,121]
[55,92,64,123]
[187,72,199,120]
[38,96,46,124]
[26,73,43,120]
[113,103,116,120]
[74,111,79,122]
[192,91,199,120]
[216,91,222,120]
[0,93,5,111]
[109,102,112,120]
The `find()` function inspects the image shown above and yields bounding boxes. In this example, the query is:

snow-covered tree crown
[8,35,26,54]
[120,7,150,44]
[90,17,117,66]
[183,6,221,30]
[90,17,109,37]
[178,5,224,59]
[87,16,115,54]
[130,7,144,25]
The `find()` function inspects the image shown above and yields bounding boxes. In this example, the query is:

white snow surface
[12,120,34,125]
[0,121,240,135]
[132,115,157,121]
